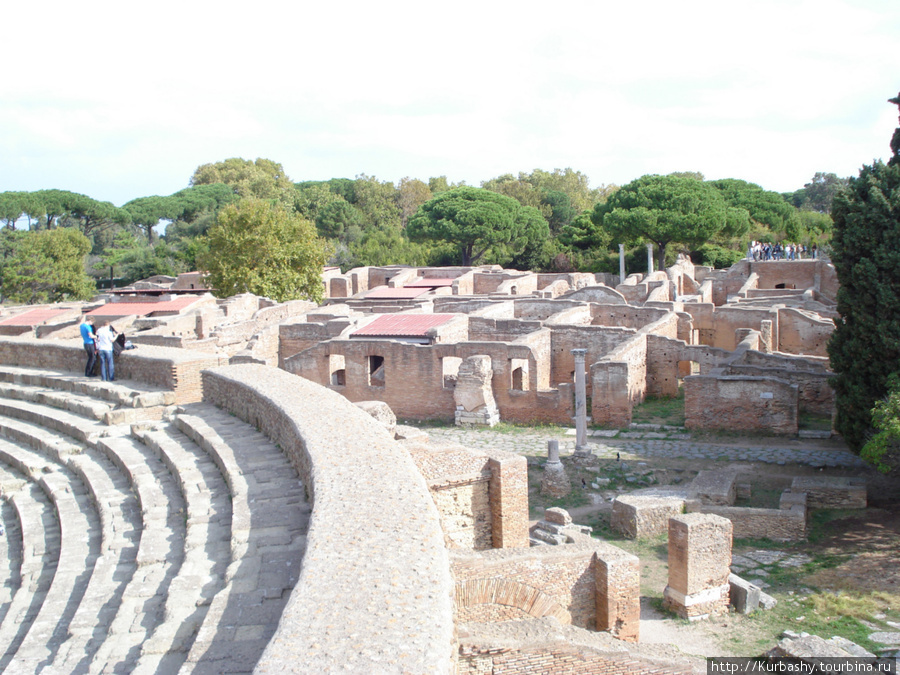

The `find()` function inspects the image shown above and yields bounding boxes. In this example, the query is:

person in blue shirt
[80,316,97,377]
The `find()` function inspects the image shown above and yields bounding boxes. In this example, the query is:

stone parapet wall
[0,337,220,403]
[201,365,454,674]
[685,501,807,542]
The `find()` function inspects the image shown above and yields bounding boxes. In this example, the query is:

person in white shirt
[95,321,117,382]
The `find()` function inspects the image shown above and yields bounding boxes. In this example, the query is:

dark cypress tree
[828,92,900,454]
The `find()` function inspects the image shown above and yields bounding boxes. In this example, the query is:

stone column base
[663,583,729,621]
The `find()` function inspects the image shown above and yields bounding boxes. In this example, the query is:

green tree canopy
[591,174,747,271]
[191,158,296,205]
[2,228,95,304]
[785,172,850,213]
[827,92,900,462]
[710,178,798,239]
[198,198,329,303]
[407,186,549,266]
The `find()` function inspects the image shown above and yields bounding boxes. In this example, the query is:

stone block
[544,507,572,526]
[728,574,760,614]
[354,400,396,436]
[611,495,685,539]
[663,513,732,620]
[689,469,739,505]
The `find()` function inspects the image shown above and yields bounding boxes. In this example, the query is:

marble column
[646,243,654,276]
[619,244,626,285]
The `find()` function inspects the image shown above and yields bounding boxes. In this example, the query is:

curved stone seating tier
[0,441,101,672]
[0,363,311,673]
[0,474,60,671]
[0,496,22,626]
[128,426,233,673]
[172,404,309,674]
[201,364,454,674]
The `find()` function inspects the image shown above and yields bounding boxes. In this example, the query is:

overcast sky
[2,0,898,206]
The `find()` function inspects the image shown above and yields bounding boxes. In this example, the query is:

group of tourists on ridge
[749,240,817,262]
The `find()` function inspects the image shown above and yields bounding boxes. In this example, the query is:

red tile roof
[0,308,71,326]
[405,278,455,288]
[352,314,456,338]
[86,296,201,317]
[364,287,430,299]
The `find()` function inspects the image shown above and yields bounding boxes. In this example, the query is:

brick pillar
[594,545,640,642]
[488,454,529,548]
[663,513,732,620]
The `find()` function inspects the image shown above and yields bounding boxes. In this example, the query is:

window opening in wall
[329,354,346,387]
[676,360,700,390]
[368,355,385,387]
[442,356,462,389]
[509,358,529,391]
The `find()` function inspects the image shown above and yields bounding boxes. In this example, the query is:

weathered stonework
[454,355,500,427]
[791,476,867,509]
[452,540,640,642]
[611,495,685,539]
[663,513,732,620]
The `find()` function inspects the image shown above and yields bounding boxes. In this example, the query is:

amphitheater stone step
[173,403,310,674]
[0,369,311,674]
[0,441,102,672]
[0,464,62,672]
[128,425,233,673]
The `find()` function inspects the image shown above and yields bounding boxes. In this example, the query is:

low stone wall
[200,365,454,674]
[791,476,867,509]
[611,496,685,539]
[0,336,220,403]
[686,501,807,542]
[451,541,639,642]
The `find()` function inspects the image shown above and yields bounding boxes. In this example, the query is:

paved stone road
[425,427,868,468]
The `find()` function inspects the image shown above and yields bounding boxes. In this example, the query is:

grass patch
[798,411,834,431]
[630,390,685,426]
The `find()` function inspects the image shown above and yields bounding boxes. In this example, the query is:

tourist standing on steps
[80,315,97,377]
[95,320,117,382]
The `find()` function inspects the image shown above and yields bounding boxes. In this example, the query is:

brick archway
[455,579,569,623]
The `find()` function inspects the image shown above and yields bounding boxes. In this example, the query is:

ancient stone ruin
[0,256,870,673]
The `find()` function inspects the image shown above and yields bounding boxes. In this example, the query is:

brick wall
[201,365,454,674]
[407,443,529,550]
[684,375,799,435]
[284,337,574,425]
[776,307,833,357]
[451,541,639,640]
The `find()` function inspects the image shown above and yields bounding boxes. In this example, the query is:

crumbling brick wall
[407,443,529,550]
[452,542,639,640]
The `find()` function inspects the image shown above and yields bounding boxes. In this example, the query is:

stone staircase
[0,366,310,674]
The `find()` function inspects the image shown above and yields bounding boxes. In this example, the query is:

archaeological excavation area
[0,256,893,673]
